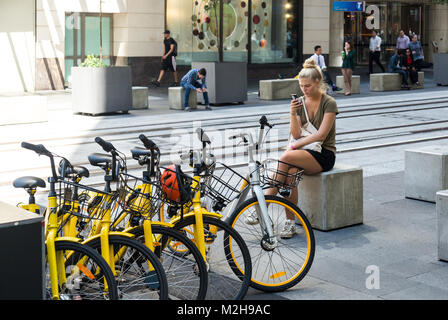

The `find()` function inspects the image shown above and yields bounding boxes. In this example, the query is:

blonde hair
[297,58,328,93]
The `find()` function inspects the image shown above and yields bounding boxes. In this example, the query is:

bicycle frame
[19,143,87,300]
[225,125,277,246]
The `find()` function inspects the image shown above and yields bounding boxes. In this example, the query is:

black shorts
[161,56,176,72]
[305,147,336,172]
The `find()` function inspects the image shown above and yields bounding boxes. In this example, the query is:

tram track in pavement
[2,95,448,199]
[3,96,448,155]
[1,95,448,149]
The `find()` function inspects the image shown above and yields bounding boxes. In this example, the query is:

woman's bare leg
[265,149,322,219]
[284,185,298,220]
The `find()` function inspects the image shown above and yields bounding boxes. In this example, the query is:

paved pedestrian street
[1,72,448,301]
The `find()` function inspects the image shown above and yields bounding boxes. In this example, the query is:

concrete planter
[71,66,132,115]
[434,53,448,86]
[259,79,301,100]
[191,62,247,105]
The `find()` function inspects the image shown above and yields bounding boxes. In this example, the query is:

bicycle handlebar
[94,137,120,182]
[259,115,273,129]
[228,133,250,144]
[139,134,159,151]
[95,137,116,153]
[21,142,52,157]
[21,141,58,181]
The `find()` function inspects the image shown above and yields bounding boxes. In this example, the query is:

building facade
[1,0,447,93]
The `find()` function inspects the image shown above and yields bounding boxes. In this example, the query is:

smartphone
[291,94,298,100]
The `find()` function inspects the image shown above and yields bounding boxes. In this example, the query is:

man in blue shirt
[181,68,211,112]
[388,50,409,89]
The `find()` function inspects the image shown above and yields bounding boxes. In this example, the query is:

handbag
[288,97,322,153]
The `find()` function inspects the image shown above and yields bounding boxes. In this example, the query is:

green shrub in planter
[81,54,107,68]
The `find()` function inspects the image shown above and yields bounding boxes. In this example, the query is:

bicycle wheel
[130,224,208,300]
[228,195,315,292]
[85,235,168,300]
[173,215,252,300]
[48,240,119,300]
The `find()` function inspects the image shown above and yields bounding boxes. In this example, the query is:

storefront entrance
[344,1,425,66]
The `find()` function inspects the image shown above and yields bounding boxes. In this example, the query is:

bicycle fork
[249,163,277,249]
[46,196,62,300]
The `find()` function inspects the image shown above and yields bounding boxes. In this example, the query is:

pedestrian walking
[368,30,385,74]
[396,29,410,54]
[310,45,342,92]
[153,30,178,87]
[408,34,425,71]
[341,41,356,96]
[388,50,409,89]
[180,68,211,112]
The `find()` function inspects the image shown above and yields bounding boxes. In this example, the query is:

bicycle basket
[260,158,304,190]
[118,172,162,220]
[160,165,199,206]
[202,162,248,210]
[55,179,118,235]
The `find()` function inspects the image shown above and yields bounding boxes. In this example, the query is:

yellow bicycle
[137,133,253,300]
[91,136,208,300]
[32,140,169,300]
[17,142,118,300]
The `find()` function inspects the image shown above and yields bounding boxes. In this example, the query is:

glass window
[167,0,298,65]
[250,0,298,64]
[64,13,112,85]
[85,15,111,58]
[221,0,248,62]
[166,0,219,65]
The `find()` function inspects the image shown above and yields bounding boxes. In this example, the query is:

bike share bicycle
[14,142,119,300]
[200,116,316,292]
[135,132,253,300]
[96,136,209,300]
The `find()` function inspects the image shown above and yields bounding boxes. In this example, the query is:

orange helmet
[160,165,181,203]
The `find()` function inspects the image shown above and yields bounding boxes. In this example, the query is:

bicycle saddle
[131,147,151,158]
[58,165,90,178]
[13,176,46,189]
[88,153,112,167]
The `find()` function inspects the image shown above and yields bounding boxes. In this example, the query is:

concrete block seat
[437,190,448,262]
[297,163,363,231]
[370,72,424,91]
[259,78,301,100]
[335,75,360,94]
[405,145,448,203]
[168,86,197,110]
[132,87,149,110]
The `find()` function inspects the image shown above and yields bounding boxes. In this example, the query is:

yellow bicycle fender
[170,211,222,225]
[81,231,136,245]
[150,221,175,228]
[123,221,175,235]
[55,237,81,243]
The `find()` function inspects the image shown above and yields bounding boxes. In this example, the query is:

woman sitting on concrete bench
[265,58,339,238]
[402,48,419,86]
